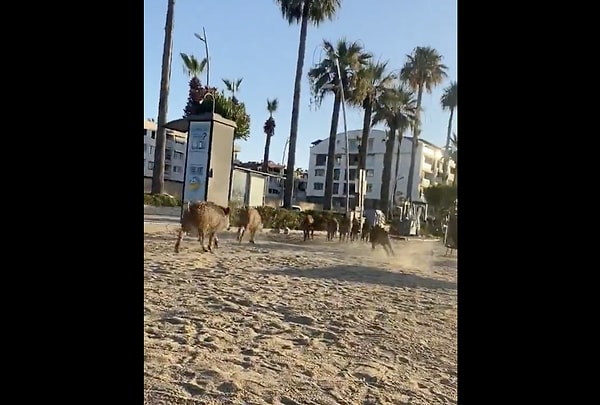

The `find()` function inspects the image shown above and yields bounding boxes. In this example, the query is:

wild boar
[361,221,371,242]
[370,226,395,257]
[350,218,361,242]
[339,215,351,242]
[302,214,315,241]
[326,217,339,241]
[174,201,231,253]
[236,206,262,244]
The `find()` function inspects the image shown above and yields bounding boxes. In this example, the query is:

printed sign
[183,121,212,203]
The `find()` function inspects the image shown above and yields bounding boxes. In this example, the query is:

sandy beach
[144,223,457,404]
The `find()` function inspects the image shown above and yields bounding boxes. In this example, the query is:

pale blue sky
[144,0,457,170]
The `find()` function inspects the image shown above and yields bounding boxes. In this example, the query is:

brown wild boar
[236,206,262,244]
[370,226,395,256]
[174,201,231,253]
[326,217,339,241]
[338,215,351,242]
[302,214,315,241]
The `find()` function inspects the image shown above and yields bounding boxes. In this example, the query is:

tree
[275,0,342,208]
[181,53,207,117]
[222,78,243,104]
[351,61,395,171]
[183,85,251,140]
[371,85,418,214]
[400,46,448,200]
[263,98,279,172]
[423,184,457,218]
[440,80,457,182]
[151,0,176,195]
[450,132,457,185]
[308,38,370,210]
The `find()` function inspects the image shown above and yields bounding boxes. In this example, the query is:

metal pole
[195,27,210,87]
[333,56,350,214]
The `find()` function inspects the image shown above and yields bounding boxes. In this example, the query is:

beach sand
[144,224,457,404]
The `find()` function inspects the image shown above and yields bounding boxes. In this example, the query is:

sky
[144,0,457,170]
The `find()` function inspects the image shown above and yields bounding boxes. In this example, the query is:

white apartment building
[143,119,187,183]
[306,129,456,209]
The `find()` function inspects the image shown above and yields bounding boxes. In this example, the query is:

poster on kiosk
[182,121,212,207]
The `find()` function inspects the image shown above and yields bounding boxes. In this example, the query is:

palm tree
[450,132,457,186]
[371,85,418,214]
[263,98,279,172]
[222,78,243,104]
[351,61,395,170]
[440,80,457,182]
[275,0,342,209]
[181,53,208,117]
[308,38,370,210]
[400,46,448,200]
[151,0,176,195]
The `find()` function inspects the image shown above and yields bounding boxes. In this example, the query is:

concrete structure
[144,119,187,182]
[143,119,188,197]
[306,129,456,209]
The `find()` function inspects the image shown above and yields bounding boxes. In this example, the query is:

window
[149,145,155,155]
[175,138,185,144]
[174,151,184,160]
[314,168,325,177]
[333,169,340,180]
[148,161,154,170]
[343,183,356,195]
[144,129,147,137]
[346,169,357,181]
[143,158,146,170]
[268,188,281,195]
[367,138,374,152]
[164,164,172,172]
[315,154,327,166]
[173,166,182,173]
[348,139,357,151]
[366,154,375,167]
[333,183,339,195]
[165,149,172,160]
[313,182,324,190]
[151,131,156,139]
[366,169,374,177]
[335,155,342,165]
[366,183,373,193]
[349,154,359,165]
[144,143,147,152]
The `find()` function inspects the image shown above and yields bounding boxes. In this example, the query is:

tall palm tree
[371,85,418,214]
[400,46,448,200]
[450,132,457,186]
[151,0,176,195]
[222,78,243,104]
[308,38,370,210]
[275,0,342,208]
[263,98,279,172]
[351,61,395,170]
[440,80,457,182]
[181,53,208,117]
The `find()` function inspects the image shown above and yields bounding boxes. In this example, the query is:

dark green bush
[228,207,346,230]
[144,193,182,207]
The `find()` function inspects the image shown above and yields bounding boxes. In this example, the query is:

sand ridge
[144,225,457,404]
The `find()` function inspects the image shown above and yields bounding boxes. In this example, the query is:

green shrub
[144,193,182,207]
[228,207,347,230]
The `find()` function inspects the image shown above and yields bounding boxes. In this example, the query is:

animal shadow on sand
[263,265,456,290]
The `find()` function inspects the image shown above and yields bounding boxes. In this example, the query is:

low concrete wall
[144,205,181,217]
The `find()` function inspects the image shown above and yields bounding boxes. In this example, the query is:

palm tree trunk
[391,134,404,207]
[262,132,272,173]
[151,0,176,195]
[283,2,310,208]
[358,98,372,170]
[323,90,342,210]
[405,85,424,200]
[380,128,397,214]
[442,107,454,182]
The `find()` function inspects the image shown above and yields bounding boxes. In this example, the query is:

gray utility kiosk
[163,112,237,218]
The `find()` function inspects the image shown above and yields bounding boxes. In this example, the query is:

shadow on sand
[262,265,456,290]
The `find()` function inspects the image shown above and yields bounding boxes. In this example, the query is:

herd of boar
[174,201,394,256]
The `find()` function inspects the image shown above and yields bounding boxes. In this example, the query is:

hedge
[144,193,182,207]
